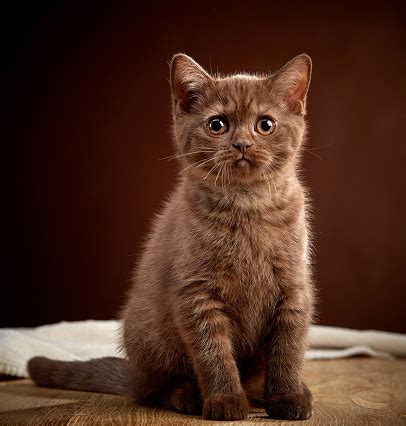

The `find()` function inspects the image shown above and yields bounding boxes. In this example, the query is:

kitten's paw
[265,383,313,420]
[203,391,249,420]
[166,379,202,415]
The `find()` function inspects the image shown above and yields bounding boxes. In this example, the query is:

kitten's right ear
[170,54,212,113]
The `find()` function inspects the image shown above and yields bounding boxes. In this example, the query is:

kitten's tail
[27,356,128,395]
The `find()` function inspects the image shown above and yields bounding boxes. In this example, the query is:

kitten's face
[170,54,311,186]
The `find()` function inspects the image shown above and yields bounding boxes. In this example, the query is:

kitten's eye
[208,116,228,135]
[255,117,276,135]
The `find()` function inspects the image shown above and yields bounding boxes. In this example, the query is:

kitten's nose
[232,141,251,154]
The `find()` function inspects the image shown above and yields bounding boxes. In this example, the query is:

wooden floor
[0,358,405,425]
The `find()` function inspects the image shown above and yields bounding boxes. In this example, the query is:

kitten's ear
[170,54,212,113]
[269,54,312,115]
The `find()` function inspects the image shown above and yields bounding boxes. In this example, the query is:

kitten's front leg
[264,286,313,420]
[176,284,249,421]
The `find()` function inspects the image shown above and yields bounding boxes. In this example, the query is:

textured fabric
[308,325,406,357]
[0,321,405,377]
[0,321,122,377]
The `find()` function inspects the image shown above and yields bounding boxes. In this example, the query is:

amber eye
[208,116,228,135]
[255,117,276,135]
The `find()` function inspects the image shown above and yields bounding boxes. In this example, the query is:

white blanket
[0,321,405,378]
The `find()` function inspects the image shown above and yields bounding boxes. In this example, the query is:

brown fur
[29,53,315,421]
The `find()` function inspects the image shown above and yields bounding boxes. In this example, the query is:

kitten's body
[29,54,315,421]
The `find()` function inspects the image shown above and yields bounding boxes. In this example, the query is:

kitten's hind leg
[161,377,202,415]
[240,352,265,408]
[243,373,264,408]
[130,369,202,415]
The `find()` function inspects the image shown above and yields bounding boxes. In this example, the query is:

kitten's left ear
[269,54,312,115]
[170,53,212,113]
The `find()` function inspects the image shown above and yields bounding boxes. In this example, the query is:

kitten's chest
[203,221,280,338]
[204,216,288,280]
[197,215,304,351]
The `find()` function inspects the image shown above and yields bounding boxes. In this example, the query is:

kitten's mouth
[235,157,251,167]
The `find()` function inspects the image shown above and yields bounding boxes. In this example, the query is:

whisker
[179,154,221,174]
[260,164,279,202]
[268,162,281,178]
[194,155,221,169]
[270,175,279,200]
[194,146,218,150]
[221,163,226,192]
[215,163,224,186]
[306,144,331,152]
[159,150,217,161]
[203,162,221,180]
[178,157,213,174]
[260,167,272,200]
[305,150,323,160]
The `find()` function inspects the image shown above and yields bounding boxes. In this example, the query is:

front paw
[265,383,313,420]
[203,391,249,420]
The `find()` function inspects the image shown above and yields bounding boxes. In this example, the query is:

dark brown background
[3,1,406,331]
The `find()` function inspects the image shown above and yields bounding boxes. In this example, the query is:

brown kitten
[28,53,315,421]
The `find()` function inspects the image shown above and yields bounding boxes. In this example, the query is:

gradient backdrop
[3,1,406,332]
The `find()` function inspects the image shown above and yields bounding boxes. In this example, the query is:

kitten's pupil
[261,119,272,132]
[211,118,224,133]
[255,117,276,135]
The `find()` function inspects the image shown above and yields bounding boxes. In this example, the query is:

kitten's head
[169,53,311,186]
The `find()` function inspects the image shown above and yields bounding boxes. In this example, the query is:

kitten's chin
[235,159,251,168]
[231,159,256,181]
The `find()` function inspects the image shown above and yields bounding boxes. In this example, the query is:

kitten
[29,53,315,421]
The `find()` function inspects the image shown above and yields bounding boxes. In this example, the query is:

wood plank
[0,359,405,424]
